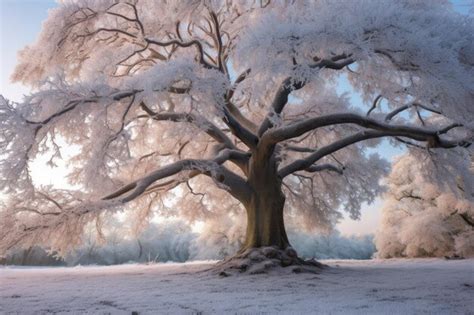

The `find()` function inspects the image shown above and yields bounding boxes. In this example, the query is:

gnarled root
[213,247,326,277]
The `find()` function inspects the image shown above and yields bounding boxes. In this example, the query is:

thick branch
[265,113,462,145]
[309,55,355,70]
[258,54,354,136]
[374,49,419,71]
[139,102,236,150]
[225,101,257,130]
[305,163,344,175]
[279,128,470,178]
[222,106,259,149]
[103,149,251,204]
[257,77,304,136]
[283,144,317,153]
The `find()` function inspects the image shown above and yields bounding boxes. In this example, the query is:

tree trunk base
[212,247,326,277]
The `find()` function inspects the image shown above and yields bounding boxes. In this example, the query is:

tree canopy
[0,0,472,257]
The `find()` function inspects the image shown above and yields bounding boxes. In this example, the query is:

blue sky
[0,0,471,236]
[1,0,56,101]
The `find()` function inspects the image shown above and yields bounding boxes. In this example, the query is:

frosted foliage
[66,219,195,265]
[1,218,376,265]
[191,214,245,260]
[1,0,473,256]
[375,153,474,258]
[0,187,122,257]
[236,0,474,125]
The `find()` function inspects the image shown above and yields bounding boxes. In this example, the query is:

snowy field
[1,259,473,314]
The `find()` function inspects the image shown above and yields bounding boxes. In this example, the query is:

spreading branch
[145,37,216,70]
[210,11,225,73]
[139,101,236,150]
[304,163,345,175]
[103,149,251,204]
[278,126,470,178]
[265,113,466,145]
[222,106,259,149]
[385,102,443,122]
[258,54,355,136]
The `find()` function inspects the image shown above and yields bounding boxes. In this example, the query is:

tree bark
[242,191,289,250]
[241,150,290,251]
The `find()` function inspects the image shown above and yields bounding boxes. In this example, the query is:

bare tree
[0,0,472,273]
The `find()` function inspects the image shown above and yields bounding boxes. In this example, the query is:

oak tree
[1,0,472,272]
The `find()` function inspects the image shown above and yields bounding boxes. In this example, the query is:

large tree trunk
[215,151,325,275]
[242,185,290,250]
[241,151,290,251]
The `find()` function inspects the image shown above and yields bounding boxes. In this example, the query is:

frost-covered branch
[258,54,354,136]
[278,125,471,178]
[309,54,355,70]
[266,113,470,147]
[224,101,258,132]
[374,49,420,72]
[304,163,345,175]
[0,188,123,254]
[385,102,443,122]
[103,149,251,204]
[226,69,251,101]
[139,101,236,150]
[209,11,225,73]
[145,37,216,70]
[222,106,259,149]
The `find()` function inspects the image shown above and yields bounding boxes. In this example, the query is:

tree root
[212,247,326,277]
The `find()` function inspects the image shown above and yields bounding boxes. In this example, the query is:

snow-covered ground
[1,259,473,314]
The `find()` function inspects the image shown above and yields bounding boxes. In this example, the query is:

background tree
[375,152,474,258]
[0,0,472,272]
